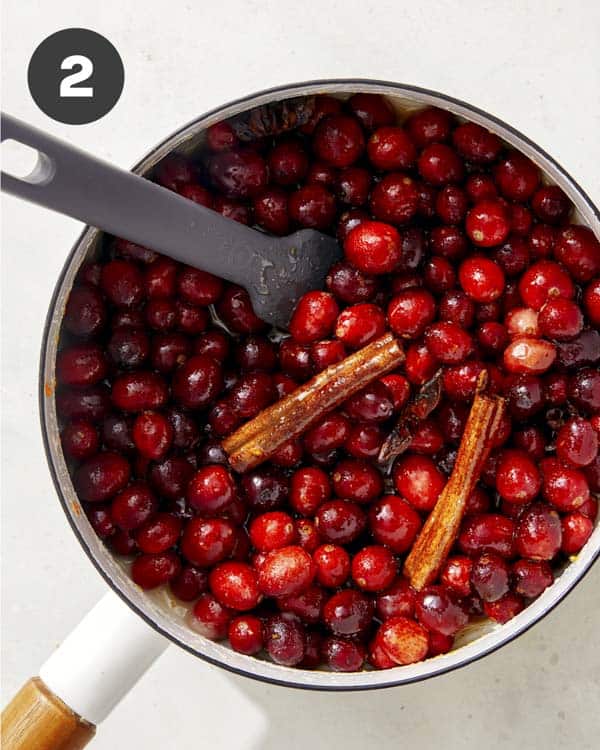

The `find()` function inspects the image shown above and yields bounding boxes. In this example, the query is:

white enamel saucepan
[2,80,599,750]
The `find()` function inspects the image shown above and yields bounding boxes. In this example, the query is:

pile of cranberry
[57,93,599,672]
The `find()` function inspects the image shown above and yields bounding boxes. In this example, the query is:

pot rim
[39,78,600,690]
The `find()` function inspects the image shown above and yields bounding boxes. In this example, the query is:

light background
[2,1,599,747]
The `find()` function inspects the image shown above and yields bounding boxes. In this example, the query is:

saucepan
[2,80,599,750]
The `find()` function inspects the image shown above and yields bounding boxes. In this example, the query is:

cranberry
[440,556,473,597]
[392,454,446,512]
[252,187,289,235]
[503,337,556,375]
[323,589,374,636]
[257,546,314,597]
[506,374,544,419]
[425,321,474,364]
[458,514,515,557]
[515,504,562,560]
[406,106,452,146]
[496,449,542,504]
[56,344,107,388]
[190,593,232,639]
[313,114,365,168]
[415,586,468,636]
[494,152,540,200]
[370,173,419,225]
[111,372,168,413]
[272,438,303,468]
[375,578,416,621]
[465,173,497,201]
[62,420,99,461]
[172,355,223,410]
[181,517,236,567]
[405,341,438,385]
[330,458,382,504]
[459,256,505,303]
[379,374,410,410]
[278,585,327,624]
[304,413,350,454]
[131,551,181,590]
[306,160,338,187]
[542,463,590,511]
[512,559,553,598]
[416,182,438,219]
[554,225,600,282]
[216,285,265,334]
[387,289,436,339]
[207,561,260,611]
[323,637,365,672]
[348,93,394,130]
[423,256,456,294]
[376,616,428,665]
[336,166,371,206]
[466,200,510,247]
[74,452,130,503]
[265,139,307,185]
[311,339,346,371]
[326,261,378,304]
[470,552,510,602]
[100,260,144,308]
[264,614,306,666]
[418,143,464,185]
[279,340,313,380]
[208,149,267,199]
[288,184,336,230]
[315,500,367,544]
[313,544,351,588]
[212,195,252,225]
[248,511,295,553]
[135,513,181,554]
[369,495,422,553]
[531,185,571,224]
[228,615,263,655]
[229,372,275,418]
[169,565,208,601]
[452,122,501,163]
[513,426,546,460]
[465,487,492,515]
[477,322,508,355]
[241,468,288,512]
[561,512,593,555]
[538,298,584,341]
[185,464,234,515]
[344,220,401,275]
[154,154,195,190]
[64,285,106,338]
[483,592,524,623]
[194,331,229,363]
[289,291,339,344]
[429,226,467,262]
[557,329,600,370]
[556,418,598,467]
[335,303,386,349]
[367,126,416,171]
[86,505,115,539]
[114,238,158,265]
[344,381,395,423]
[109,529,137,556]
[493,236,530,278]
[344,423,384,459]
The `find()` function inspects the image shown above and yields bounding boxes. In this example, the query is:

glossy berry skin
[326,261,378,304]
[452,122,501,163]
[304,413,350,454]
[180,518,236,567]
[496,450,542,504]
[132,411,173,460]
[313,544,351,588]
[111,372,169,412]
[378,616,429,665]
[315,500,367,544]
[348,93,395,130]
[335,303,386,349]
[515,504,562,561]
[458,514,515,558]
[75,452,131,503]
[459,257,505,303]
[264,614,306,666]
[518,260,574,311]
[332,459,383,504]
[424,322,474,364]
[257,546,314,597]
[344,220,401,275]
[64,285,106,338]
[511,559,553,598]
[249,512,296,553]
[61,420,99,461]
[542,463,590,511]
[313,114,365,168]
[135,513,181,554]
[131,551,181,590]
[494,153,540,200]
[100,260,144,308]
[323,637,366,672]
[208,149,267,199]
[470,552,510,602]
[209,562,261,611]
[483,592,524,624]
[466,200,510,247]
[503,337,556,375]
[415,586,468,636]
[440,556,473,597]
[370,174,419,225]
[190,593,232,639]
[538,298,583,341]
[289,467,331,516]
[288,184,336,230]
[388,289,436,338]
[418,143,464,185]
[57,344,107,387]
[187,465,236,515]
[351,545,397,592]
[531,185,571,224]
[289,291,339,344]
[337,167,371,206]
[228,615,264,655]
[367,126,416,171]
[393,454,446,512]
[172,355,223,410]
[561,512,593,555]
[323,589,374,637]
[369,495,422,553]
[169,566,208,602]
[556,418,598,467]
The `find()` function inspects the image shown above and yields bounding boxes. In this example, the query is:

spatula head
[244,229,343,330]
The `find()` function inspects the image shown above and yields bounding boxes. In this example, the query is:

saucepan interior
[40,80,600,690]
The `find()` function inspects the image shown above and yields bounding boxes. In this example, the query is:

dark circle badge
[28,28,124,125]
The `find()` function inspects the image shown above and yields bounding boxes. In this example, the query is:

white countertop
[2,1,599,747]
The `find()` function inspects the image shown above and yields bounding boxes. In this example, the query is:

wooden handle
[1,677,96,750]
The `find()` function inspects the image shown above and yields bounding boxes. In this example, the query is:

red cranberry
[323,589,374,636]
[131,411,173,460]
[228,615,263,655]
[336,166,371,206]
[458,514,515,557]
[344,381,395,423]
[252,187,289,235]
[459,256,505,303]
[561,512,593,555]
[434,185,468,224]
[483,592,524,624]
[216,285,265,334]
[181,518,236,567]
[57,344,107,388]
[190,593,232,639]
[62,420,99,461]
[111,372,168,412]
[379,374,410,410]
[265,139,307,185]
[304,413,350,454]
[416,182,438,219]
[264,614,306,666]
[496,449,542,504]
[212,195,252,225]
[131,551,181,590]
[289,291,339,344]
[494,153,540,200]
[503,337,556,375]
[513,426,546,459]
[367,126,416,170]
[556,329,600,370]
[86,505,115,539]
[172,355,223,410]
[249,512,296,553]
[64,285,106,338]
[208,561,260,611]
[148,456,194,501]
[145,299,178,331]
[465,487,492,515]
[424,322,474,364]
[186,465,235,515]
[311,339,346,371]
[348,93,394,130]
[315,500,367,544]
[74,452,130,503]
[466,173,497,201]
[369,495,422,553]
[415,586,468,636]
[154,154,195,190]
[335,303,386,349]
[406,107,453,146]
[178,183,212,208]
[370,173,419,225]
[423,256,456,294]
[554,225,600,282]
[241,468,288,512]
[345,423,384,459]
[271,438,303,468]
[375,578,416,621]
[257,546,314,597]
[430,226,468,261]
[332,459,383,504]
[288,184,336,230]
[506,374,544,419]
[135,513,181,554]
[229,372,275,418]
[313,114,365,168]
[477,322,508,354]
[351,545,396,592]
[512,559,553,598]
[287,467,330,516]
[278,585,327,624]
[515,504,562,560]
[538,298,584,341]
[452,122,501,163]
[440,556,473,597]
[377,616,429,665]
[313,544,351,588]
[169,565,208,601]
[556,418,598,467]
[409,418,445,454]
[208,149,267,199]
[531,185,571,224]
[326,261,378,304]
[109,482,157,532]
[466,200,510,247]
[109,529,137,556]
[114,238,158,265]
[323,637,365,672]
[388,289,436,339]
[542,462,590,511]
[428,631,454,657]
[100,260,144,308]
[344,220,401,275]
[279,340,313,380]
[470,552,510,602]
[405,341,438,385]
[418,143,464,185]
[392,454,446,512]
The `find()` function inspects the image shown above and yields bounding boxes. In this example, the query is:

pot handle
[1,590,169,749]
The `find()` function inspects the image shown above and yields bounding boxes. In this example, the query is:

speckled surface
[2,1,599,747]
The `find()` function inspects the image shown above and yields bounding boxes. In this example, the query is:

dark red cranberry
[154,154,195,190]
[267,139,308,185]
[212,195,252,225]
[466,173,497,201]
[206,121,238,152]
[392,454,446,512]
[241,468,288,512]
[107,328,150,370]
[423,256,456,294]
[440,290,475,328]
[74,452,130,503]
[177,267,223,307]
[369,173,419,225]
[86,505,115,539]
[109,529,137,556]
[494,152,540,200]
[62,420,99,461]
[332,459,383,504]
[429,225,468,261]
[110,481,157,531]
[56,344,107,388]
[144,299,177,331]
[388,289,436,339]
[506,374,544,419]
[452,122,501,163]
[418,143,464,185]
[425,321,474,364]
[149,457,195,501]
[310,339,346,371]
[483,592,524,623]
[344,422,384,459]
[509,204,533,236]
[323,589,374,636]
[379,374,410,410]
[369,495,421,553]
[135,513,181,554]
[178,183,213,207]
[187,465,236,515]
[172,355,223,410]
[181,517,236,567]
[114,238,158,265]
[561,512,593,555]
[190,593,232,639]
[229,372,275,418]
[458,514,515,557]
[466,200,510,247]
[553,225,600,282]
[132,411,173,460]
[542,462,590,511]
[405,341,438,385]
[435,184,468,224]
[253,187,289,235]
[336,166,371,206]
[477,322,508,354]
[312,544,350,588]
[313,114,365,168]
[406,106,453,146]
[131,551,181,590]
[323,637,365,672]
[306,160,338,187]
[78,262,102,287]
[174,301,209,335]
[531,185,571,224]
[169,565,208,601]
[271,438,304,468]
[348,93,395,130]
[440,556,473,597]
[149,333,188,373]
[556,329,600,370]
[538,298,583,340]
[111,371,168,412]
[64,285,106,338]
[511,559,553,598]
[216,285,266,334]
[513,426,546,460]
[416,182,438,219]
[470,552,510,602]
[288,184,336,230]
[315,500,367,544]
[100,260,144,308]
[326,261,378,304]
[367,126,416,170]
[375,578,416,621]
[415,585,468,636]
[264,614,306,666]
[344,381,395,423]
[515,504,562,560]
[228,615,264,655]
[278,585,327,625]
[208,149,268,199]
[556,418,598,467]
[496,449,542,504]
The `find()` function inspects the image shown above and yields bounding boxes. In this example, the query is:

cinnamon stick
[403,380,505,591]
[224,333,404,473]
